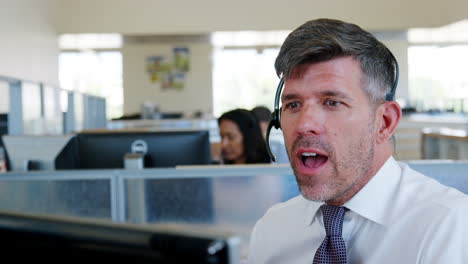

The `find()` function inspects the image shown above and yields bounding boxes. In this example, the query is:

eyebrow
[281,93,301,102]
[281,90,354,102]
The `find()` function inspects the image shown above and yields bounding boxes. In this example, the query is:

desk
[421,127,468,159]
[395,114,468,160]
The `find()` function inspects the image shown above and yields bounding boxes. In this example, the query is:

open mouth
[301,152,328,168]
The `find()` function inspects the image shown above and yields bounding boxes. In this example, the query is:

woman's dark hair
[218,109,271,164]
[251,106,272,123]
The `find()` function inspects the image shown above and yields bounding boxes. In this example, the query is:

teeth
[302,152,317,157]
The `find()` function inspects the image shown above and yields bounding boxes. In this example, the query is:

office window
[59,34,123,119]
[59,50,123,119]
[213,48,279,117]
[212,31,288,117]
[408,45,468,112]
[408,19,468,113]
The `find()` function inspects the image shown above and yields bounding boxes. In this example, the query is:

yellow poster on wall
[145,47,190,90]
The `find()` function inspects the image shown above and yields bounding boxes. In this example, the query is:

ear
[376,101,402,144]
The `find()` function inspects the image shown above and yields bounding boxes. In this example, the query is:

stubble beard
[289,121,376,203]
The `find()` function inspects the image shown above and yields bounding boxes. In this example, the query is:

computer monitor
[0,113,7,136]
[70,130,211,169]
[0,114,7,157]
[0,210,241,263]
[2,134,76,171]
[55,130,214,224]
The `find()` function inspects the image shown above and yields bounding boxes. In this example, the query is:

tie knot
[320,204,346,237]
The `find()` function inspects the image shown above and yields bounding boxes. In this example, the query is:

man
[248,18,468,264]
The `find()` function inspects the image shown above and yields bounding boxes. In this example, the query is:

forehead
[219,119,241,134]
[282,57,365,99]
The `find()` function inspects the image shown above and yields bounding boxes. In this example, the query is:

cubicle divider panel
[42,85,63,135]
[0,170,116,220]
[22,82,44,134]
[118,165,300,257]
[407,160,468,194]
[0,162,467,259]
[118,162,468,257]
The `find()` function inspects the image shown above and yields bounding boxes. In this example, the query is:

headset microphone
[265,51,399,162]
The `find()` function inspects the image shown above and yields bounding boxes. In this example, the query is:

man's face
[280,56,378,205]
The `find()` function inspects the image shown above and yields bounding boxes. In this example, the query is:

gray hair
[275,18,396,104]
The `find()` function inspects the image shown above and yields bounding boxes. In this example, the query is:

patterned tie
[313,205,347,264]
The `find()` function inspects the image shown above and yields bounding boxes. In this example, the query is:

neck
[326,145,393,206]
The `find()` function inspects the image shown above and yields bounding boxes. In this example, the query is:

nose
[293,104,325,136]
[221,137,229,148]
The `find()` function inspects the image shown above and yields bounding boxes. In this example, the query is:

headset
[266,51,399,162]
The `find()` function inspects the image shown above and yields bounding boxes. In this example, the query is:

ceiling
[56,0,468,35]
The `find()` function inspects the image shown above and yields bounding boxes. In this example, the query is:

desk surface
[422,127,468,141]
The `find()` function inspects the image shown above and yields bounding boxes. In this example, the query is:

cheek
[235,139,244,154]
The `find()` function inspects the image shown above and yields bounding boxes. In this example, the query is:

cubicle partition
[0,75,107,135]
[0,162,467,257]
[0,170,115,219]
[0,165,298,257]
[406,160,468,194]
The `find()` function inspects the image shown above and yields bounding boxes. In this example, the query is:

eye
[284,101,301,111]
[324,99,342,107]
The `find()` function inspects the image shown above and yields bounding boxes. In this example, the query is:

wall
[0,0,59,85]
[122,37,212,116]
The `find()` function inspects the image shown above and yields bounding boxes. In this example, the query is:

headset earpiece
[270,109,281,129]
[266,78,285,162]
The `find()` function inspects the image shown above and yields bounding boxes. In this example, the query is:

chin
[299,186,327,202]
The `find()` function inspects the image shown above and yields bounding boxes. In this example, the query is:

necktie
[313,205,347,264]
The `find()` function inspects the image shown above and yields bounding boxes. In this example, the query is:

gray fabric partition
[0,161,466,258]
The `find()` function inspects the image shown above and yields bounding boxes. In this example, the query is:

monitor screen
[0,210,241,263]
[72,130,211,169]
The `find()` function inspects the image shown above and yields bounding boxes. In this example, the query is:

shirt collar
[303,156,402,227]
[344,156,402,226]
[303,198,322,226]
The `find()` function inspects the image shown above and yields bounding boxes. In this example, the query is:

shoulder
[394,162,468,223]
[249,195,314,262]
[260,195,308,221]
[251,195,313,237]
[399,162,468,207]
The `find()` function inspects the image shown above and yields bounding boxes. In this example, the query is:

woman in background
[218,109,270,164]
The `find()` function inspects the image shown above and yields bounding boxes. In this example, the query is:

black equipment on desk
[0,210,240,263]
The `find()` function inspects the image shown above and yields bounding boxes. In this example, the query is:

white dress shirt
[248,157,468,264]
